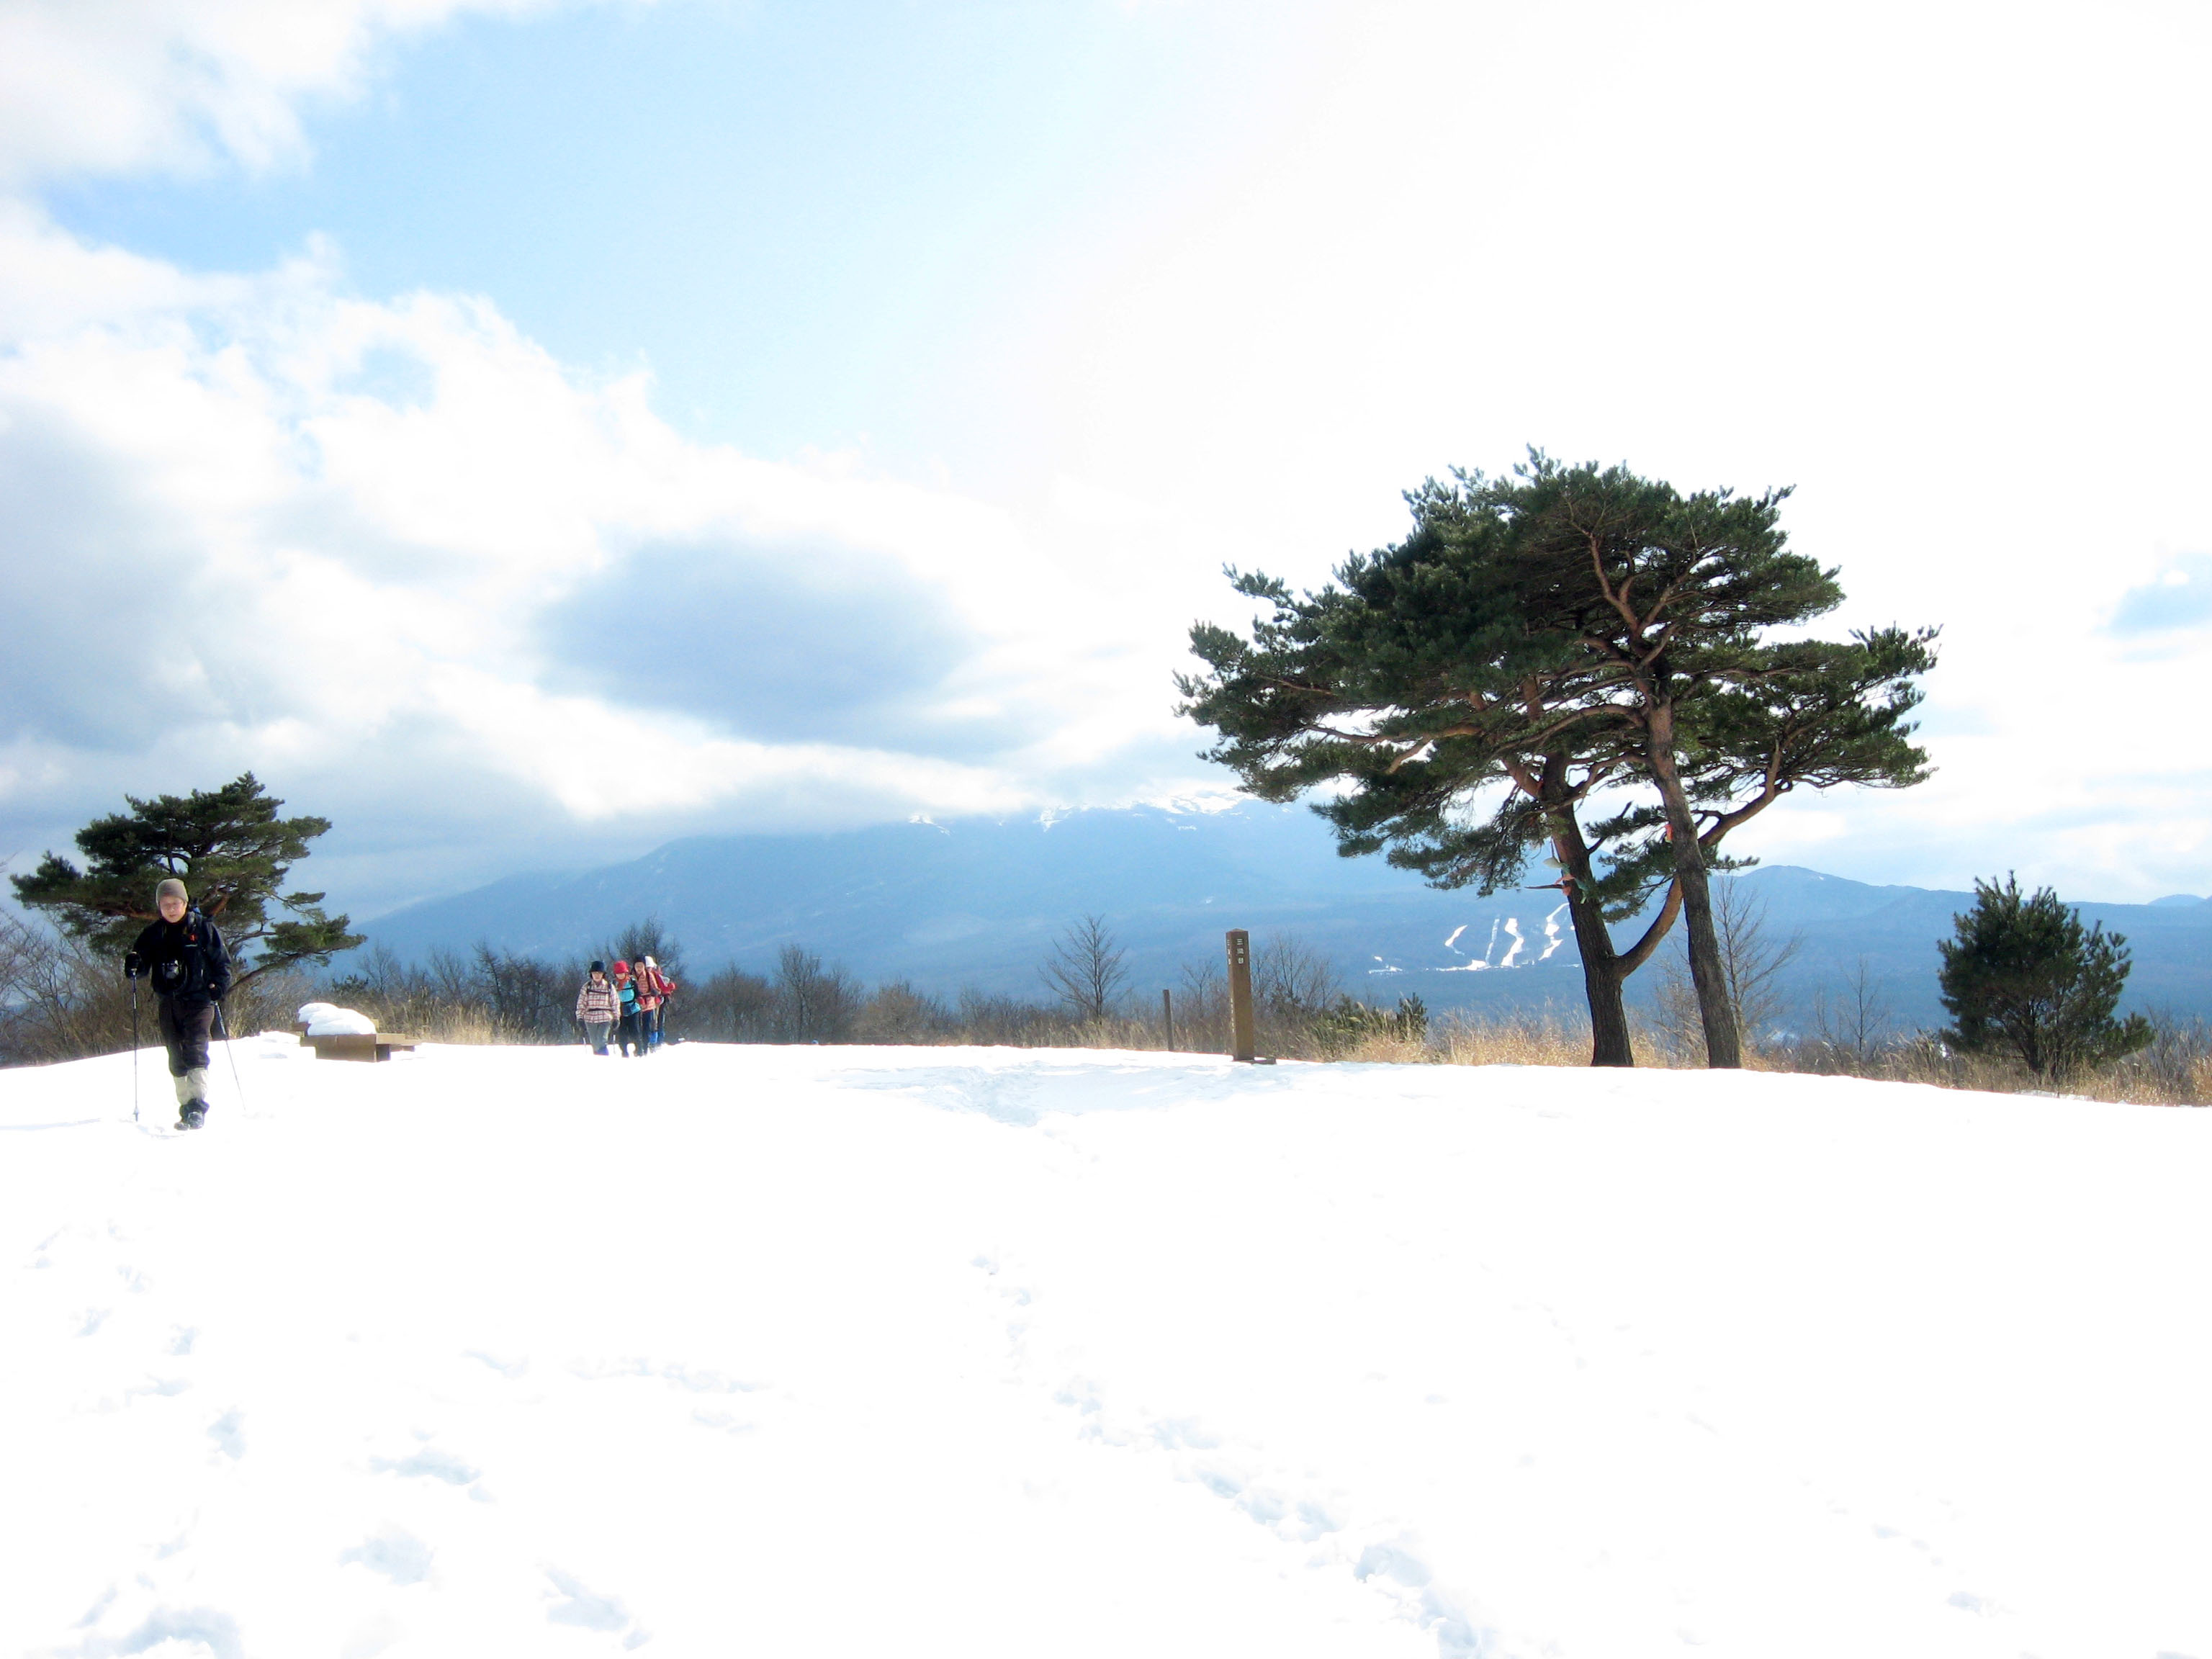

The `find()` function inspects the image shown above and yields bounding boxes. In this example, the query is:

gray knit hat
[155,877,188,905]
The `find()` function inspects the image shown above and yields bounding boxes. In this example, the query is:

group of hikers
[573,957,677,1056]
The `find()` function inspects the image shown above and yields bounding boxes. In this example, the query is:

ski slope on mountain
[355,805,2212,1021]
[5,1041,2209,1658]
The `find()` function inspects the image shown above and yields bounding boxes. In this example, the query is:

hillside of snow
[6,1040,2210,1658]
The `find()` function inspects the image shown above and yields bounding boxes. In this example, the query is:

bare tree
[470,942,576,1040]
[687,965,776,1042]
[773,945,860,1043]
[1811,957,1893,1073]
[2132,1013,2212,1100]
[426,948,477,1008]
[0,907,42,1043]
[1040,915,1130,1021]
[1254,932,1339,1020]
[0,910,126,1063]
[603,917,684,981]
[855,981,953,1045]
[1653,881,1802,1061]
[1176,957,1229,1053]
[953,988,1068,1046]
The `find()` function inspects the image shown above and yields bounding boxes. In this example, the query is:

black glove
[123,951,144,981]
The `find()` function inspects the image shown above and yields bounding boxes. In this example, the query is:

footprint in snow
[547,1568,650,1647]
[341,1527,435,1586]
[576,1357,763,1395]
[371,1447,480,1485]
[464,1348,528,1378]
[75,1583,118,1627]
[87,1605,246,1659]
[207,1409,246,1459]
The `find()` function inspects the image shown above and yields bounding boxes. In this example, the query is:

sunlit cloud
[0,0,624,184]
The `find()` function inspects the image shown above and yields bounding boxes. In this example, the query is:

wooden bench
[306,1032,418,1063]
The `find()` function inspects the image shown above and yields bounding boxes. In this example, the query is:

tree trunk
[1532,758,1689,1069]
[1645,701,1743,1069]
[1563,884,1634,1066]
[1540,795,1634,1067]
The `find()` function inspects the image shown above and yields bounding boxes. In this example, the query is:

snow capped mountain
[356,805,2212,1022]
[360,802,1596,1007]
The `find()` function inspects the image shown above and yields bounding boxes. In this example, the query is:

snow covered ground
[5,1040,2210,1659]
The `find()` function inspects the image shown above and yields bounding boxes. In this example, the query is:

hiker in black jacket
[124,878,233,1130]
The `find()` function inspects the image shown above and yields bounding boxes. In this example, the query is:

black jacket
[130,912,233,1005]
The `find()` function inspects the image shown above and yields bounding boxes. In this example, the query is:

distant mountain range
[356,803,2212,1029]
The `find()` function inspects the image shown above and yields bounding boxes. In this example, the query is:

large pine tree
[12,773,363,986]
[1179,455,1936,1066]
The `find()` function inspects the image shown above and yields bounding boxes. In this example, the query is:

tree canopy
[11,773,362,985]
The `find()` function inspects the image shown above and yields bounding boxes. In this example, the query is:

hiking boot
[180,1102,207,1130]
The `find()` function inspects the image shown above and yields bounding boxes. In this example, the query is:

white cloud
[0,0,609,184]
[0,220,1207,912]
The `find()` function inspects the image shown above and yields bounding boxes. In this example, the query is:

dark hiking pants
[158,998,217,1076]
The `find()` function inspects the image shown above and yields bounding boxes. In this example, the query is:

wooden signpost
[1226,929,1257,1063]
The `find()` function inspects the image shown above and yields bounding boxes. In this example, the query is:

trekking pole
[130,974,140,1123]
[216,1001,248,1114]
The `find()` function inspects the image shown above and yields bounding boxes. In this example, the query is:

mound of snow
[303,1006,377,1037]
[3,1044,2209,1658]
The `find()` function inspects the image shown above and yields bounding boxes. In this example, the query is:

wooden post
[1226,930,1256,1063]
[1161,987,1176,1051]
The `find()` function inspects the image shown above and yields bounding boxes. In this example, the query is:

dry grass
[1292,1009,2211,1106]
[328,981,2212,1103]
[395,1005,506,1046]
[1427,1012,1595,1069]
[1812,1038,2211,1107]
[213,956,2212,1108]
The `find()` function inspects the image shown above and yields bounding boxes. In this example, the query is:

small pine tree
[1314,993,1429,1055]
[1937,874,2152,1079]
[10,773,362,987]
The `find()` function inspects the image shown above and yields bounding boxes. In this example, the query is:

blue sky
[42,2,1323,483]
[2,0,2211,917]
